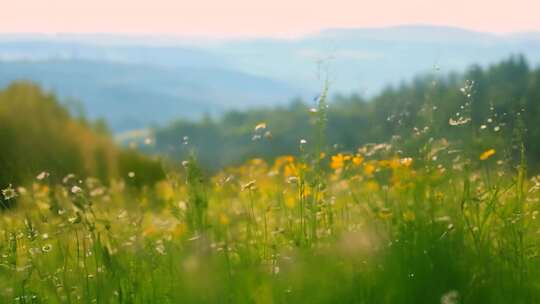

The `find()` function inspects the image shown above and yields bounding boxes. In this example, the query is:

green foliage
[153,55,540,173]
[1,126,540,303]
[0,82,164,207]
[118,150,164,188]
[184,154,209,233]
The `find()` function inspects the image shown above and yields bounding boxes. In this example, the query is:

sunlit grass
[2,81,540,303]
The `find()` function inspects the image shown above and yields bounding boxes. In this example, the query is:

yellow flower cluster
[330,153,365,170]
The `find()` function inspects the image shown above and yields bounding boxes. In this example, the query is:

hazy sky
[1,0,539,37]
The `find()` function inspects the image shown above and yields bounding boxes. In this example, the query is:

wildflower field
[2,82,540,304]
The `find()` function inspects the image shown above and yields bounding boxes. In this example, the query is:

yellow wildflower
[390,158,402,169]
[352,155,364,166]
[219,214,230,225]
[364,163,376,175]
[274,155,294,168]
[330,154,345,170]
[285,196,297,209]
[479,149,496,160]
[284,163,298,177]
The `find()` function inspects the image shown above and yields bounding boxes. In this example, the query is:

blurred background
[1,0,540,186]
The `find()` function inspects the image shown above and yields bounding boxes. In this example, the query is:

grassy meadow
[2,58,540,303]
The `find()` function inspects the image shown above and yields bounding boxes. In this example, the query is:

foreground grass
[2,138,540,303]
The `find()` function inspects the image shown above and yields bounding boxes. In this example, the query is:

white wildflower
[71,186,83,194]
[36,171,50,180]
[1,184,17,200]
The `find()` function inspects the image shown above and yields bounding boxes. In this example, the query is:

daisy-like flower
[2,184,17,200]
[36,171,50,180]
[71,185,83,194]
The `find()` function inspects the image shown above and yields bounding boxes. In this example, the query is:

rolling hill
[1,25,539,131]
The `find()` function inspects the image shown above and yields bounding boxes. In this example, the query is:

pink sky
[1,0,539,37]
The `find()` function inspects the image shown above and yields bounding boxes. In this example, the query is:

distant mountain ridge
[0,60,299,131]
[316,25,497,43]
[1,25,539,131]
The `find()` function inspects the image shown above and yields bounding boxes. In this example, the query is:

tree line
[153,55,540,172]
[0,82,164,207]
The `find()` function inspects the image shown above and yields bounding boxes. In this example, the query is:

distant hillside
[0,82,164,204]
[0,60,300,131]
[216,25,540,96]
[1,25,540,131]
[150,55,540,172]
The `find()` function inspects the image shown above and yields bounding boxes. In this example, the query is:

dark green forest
[153,55,540,171]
